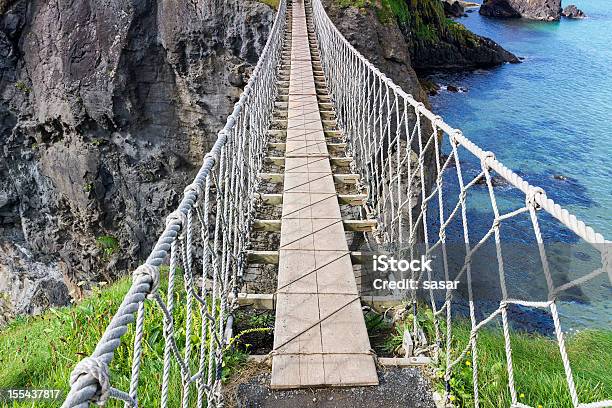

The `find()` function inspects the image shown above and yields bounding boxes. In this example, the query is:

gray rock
[0,0,275,315]
[443,0,465,18]
[0,240,71,318]
[480,0,561,20]
[562,5,586,18]
[233,367,436,408]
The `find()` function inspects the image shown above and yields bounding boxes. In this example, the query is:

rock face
[324,0,517,81]
[0,241,71,318]
[404,0,519,71]
[0,0,274,315]
[480,0,562,21]
[443,0,466,18]
[562,5,586,18]
[322,0,428,102]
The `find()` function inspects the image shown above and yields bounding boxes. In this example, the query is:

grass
[96,235,119,258]
[0,273,247,407]
[255,0,279,9]
[442,322,612,407]
[335,0,409,24]
[362,306,611,407]
[2,275,609,407]
[14,81,31,94]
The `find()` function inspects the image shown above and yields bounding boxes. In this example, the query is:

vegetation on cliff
[335,0,475,42]
[335,0,518,70]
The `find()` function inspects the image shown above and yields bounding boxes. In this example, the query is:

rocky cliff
[322,0,428,103]
[403,0,519,70]
[0,0,518,319]
[0,0,274,317]
[326,0,518,73]
[480,0,562,21]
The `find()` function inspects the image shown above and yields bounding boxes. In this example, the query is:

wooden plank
[246,250,279,264]
[236,293,408,311]
[260,172,361,184]
[245,250,375,265]
[249,355,432,367]
[252,219,282,231]
[338,194,367,206]
[252,219,375,232]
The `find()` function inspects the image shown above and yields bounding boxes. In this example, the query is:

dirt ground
[227,364,436,408]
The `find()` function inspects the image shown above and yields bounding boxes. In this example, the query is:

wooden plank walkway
[270,0,379,389]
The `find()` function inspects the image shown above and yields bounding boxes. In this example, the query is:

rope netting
[310,0,611,407]
[61,1,288,406]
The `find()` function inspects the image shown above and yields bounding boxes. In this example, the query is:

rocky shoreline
[479,0,586,21]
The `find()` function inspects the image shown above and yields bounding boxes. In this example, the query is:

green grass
[255,0,280,9]
[363,305,611,407]
[336,0,371,9]
[96,235,119,258]
[438,321,612,407]
[0,274,247,407]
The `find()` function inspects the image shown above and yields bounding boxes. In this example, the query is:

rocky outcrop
[479,0,521,18]
[403,0,519,71]
[325,0,518,77]
[562,5,586,18]
[322,0,428,102]
[0,241,71,318]
[443,0,465,18]
[480,0,562,21]
[0,0,274,315]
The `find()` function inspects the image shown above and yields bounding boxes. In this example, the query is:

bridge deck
[270,0,378,389]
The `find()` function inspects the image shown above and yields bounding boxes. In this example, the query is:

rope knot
[184,183,203,200]
[526,187,545,210]
[69,357,110,406]
[432,115,444,128]
[438,228,447,241]
[203,152,217,167]
[481,151,496,168]
[166,210,188,237]
[492,217,501,229]
[133,264,160,298]
[451,130,462,147]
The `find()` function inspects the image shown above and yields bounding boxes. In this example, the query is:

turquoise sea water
[431,0,611,238]
[428,1,611,328]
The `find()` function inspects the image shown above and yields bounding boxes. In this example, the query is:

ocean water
[427,1,611,329]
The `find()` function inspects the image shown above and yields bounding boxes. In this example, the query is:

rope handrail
[309,0,610,407]
[61,1,288,406]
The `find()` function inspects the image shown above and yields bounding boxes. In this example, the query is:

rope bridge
[61,0,610,406]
